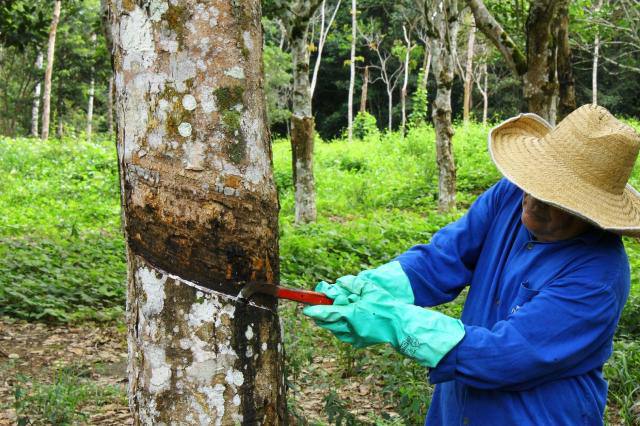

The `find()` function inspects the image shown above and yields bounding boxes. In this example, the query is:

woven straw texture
[489,104,640,237]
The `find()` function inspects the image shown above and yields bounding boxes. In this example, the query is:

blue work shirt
[396,178,630,426]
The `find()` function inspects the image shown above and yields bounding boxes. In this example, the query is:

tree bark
[104,1,285,423]
[359,65,368,112]
[290,24,317,224]
[430,0,459,212]
[462,23,476,124]
[347,0,356,142]
[31,51,43,137]
[591,0,605,105]
[468,0,566,120]
[523,0,560,121]
[555,0,576,120]
[86,35,97,142]
[41,0,61,140]
[466,0,526,76]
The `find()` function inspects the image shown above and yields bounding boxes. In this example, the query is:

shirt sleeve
[395,179,509,307]
[429,263,622,391]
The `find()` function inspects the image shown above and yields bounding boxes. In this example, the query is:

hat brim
[488,113,640,237]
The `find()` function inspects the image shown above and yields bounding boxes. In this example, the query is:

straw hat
[489,104,640,237]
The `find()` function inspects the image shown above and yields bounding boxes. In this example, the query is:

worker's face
[521,193,591,242]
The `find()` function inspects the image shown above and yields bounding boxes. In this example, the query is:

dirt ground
[0,318,393,425]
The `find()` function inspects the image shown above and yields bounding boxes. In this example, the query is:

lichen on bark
[105,0,285,423]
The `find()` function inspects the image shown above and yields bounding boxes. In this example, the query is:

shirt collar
[524,224,605,245]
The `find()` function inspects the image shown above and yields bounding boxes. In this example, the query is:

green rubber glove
[303,284,465,367]
[318,261,415,304]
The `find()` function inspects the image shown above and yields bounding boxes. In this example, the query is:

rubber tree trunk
[555,0,576,120]
[291,32,317,224]
[347,0,356,142]
[462,24,475,124]
[523,0,560,120]
[430,0,459,212]
[359,65,368,112]
[104,0,285,423]
[41,0,61,140]
[31,51,43,137]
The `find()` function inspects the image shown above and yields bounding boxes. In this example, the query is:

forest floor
[0,317,395,425]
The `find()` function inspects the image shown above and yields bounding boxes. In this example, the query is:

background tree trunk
[41,0,61,140]
[400,25,412,136]
[524,0,560,121]
[86,35,96,142]
[420,49,431,92]
[310,0,341,99]
[347,0,356,142]
[104,0,285,423]
[555,0,576,120]
[31,51,43,137]
[430,0,459,212]
[463,23,475,124]
[359,65,368,112]
[291,32,317,224]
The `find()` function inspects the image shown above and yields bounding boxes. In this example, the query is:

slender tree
[103,0,285,422]
[361,26,403,131]
[400,24,416,135]
[40,0,61,140]
[461,18,476,124]
[347,0,356,142]
[310,0,341,98]
[591,0,605,105]
[86,33,96,141]
[30,51,43,137]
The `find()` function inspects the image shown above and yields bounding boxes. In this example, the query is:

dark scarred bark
[104,0,286,423]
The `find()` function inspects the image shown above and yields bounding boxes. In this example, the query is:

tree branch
[466,0,527,76]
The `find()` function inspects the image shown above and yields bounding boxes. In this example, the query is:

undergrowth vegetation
[1,121,640,424]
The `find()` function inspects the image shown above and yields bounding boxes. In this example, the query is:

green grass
[1,121,640,423]
[11,366,126,425]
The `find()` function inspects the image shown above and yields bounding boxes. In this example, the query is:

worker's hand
[303,292,465,368]
[316,261,415,305]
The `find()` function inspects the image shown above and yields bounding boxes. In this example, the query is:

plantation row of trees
[1,0,640,217]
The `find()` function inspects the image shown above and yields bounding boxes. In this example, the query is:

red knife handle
[275,287,334,305]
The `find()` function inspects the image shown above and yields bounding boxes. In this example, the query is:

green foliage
[408,72,428,129]
[13,366,125,425]
[0,136,124,322]
[603,340,640,425]
[352,111,380,141]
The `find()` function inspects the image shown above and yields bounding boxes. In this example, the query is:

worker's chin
[521,212,548,239]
